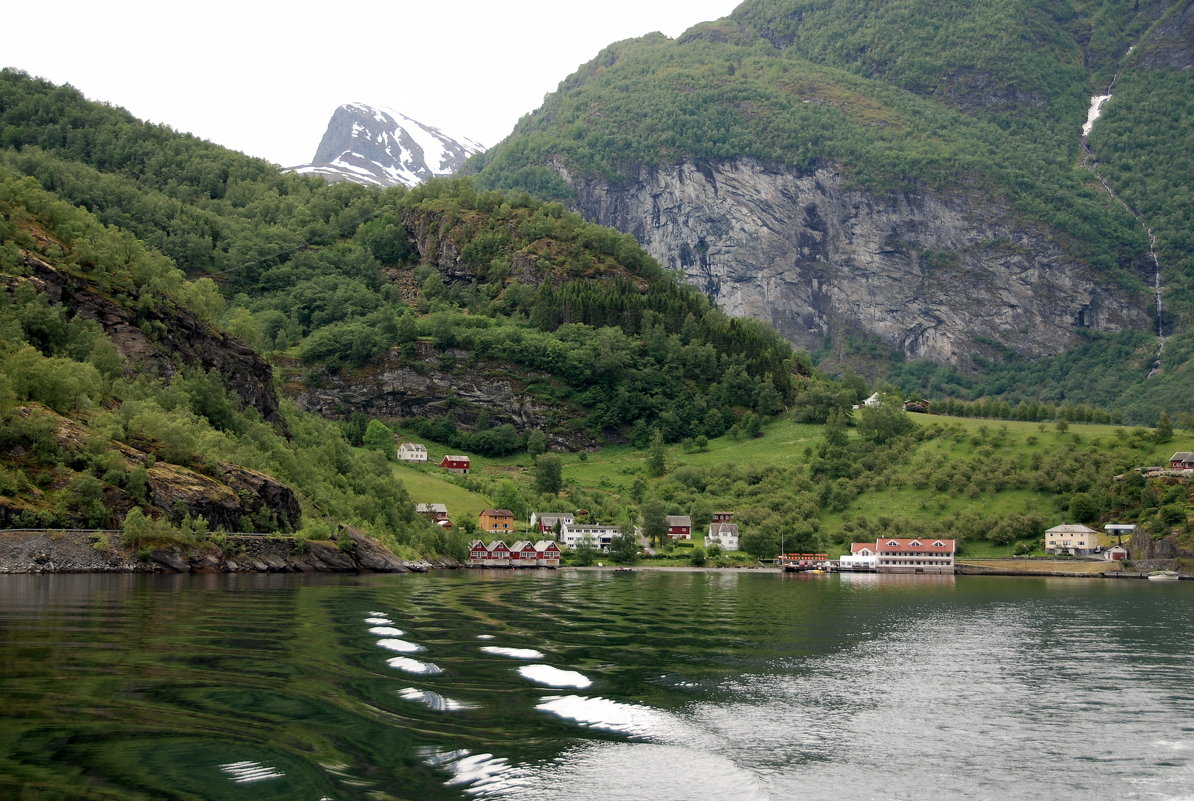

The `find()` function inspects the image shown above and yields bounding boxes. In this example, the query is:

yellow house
[479,509,515,533]
[1044,524,1099,555]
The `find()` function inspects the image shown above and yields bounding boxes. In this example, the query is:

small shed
[1104,544,1129,562]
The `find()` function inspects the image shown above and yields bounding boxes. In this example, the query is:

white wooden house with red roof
[839,542,879,570]
[874,538,955,573]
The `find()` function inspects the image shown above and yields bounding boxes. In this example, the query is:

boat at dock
[776,553,830,572]
[1148,570,1180,581]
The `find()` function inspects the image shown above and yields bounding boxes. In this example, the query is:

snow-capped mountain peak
[287,103,484,188]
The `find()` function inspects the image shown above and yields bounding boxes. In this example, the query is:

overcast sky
[4,1,741,167]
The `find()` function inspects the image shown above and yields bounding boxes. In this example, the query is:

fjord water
[2,571,1192,800]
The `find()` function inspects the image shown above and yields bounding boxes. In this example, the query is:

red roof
[874,538,955,553]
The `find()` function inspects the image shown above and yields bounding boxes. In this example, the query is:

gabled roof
[1045,524,1099,535]
[666,515,692,527]
[399,442,427,451]
[416,503,448,513]
[534,540,561,551]
[1170,451,1194,462]
[486,540,509,551]
[509,540,534,551]
[708,522,739,536]
[441,454,470,462]
[875,538,956,553]
[482,509,514,518]
[850,543,874,555]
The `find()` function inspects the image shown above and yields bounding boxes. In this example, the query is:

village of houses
[394,441,1193,574]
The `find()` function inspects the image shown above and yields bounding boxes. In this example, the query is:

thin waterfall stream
[1080,46,1167,376]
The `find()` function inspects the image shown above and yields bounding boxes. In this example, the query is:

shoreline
[0,531,1184,579]
[0,529,456,575]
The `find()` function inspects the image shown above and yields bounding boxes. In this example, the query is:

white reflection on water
[534,695,680,739]
[517,665,592,689]
[386,656,443,675]
[218,760,283,783]
[427,743,769,801]
[399,687,476,712]
[364,617,392,625]
[480,646,544,659]
[376,638,424,653]
[368,626,406,637]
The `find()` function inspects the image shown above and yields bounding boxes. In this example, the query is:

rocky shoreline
[0,529,460,575]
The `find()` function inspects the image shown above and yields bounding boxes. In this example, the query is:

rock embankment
[0,529,458,574]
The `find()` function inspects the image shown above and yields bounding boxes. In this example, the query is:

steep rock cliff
[288,345,594,450]
[563,157,1152,366]
[12,251,283,426]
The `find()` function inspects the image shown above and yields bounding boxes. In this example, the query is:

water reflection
[1,571,1192,801]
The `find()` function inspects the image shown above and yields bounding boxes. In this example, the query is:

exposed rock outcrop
[9,252,283,426]
[288,344,594,450]
[0,529,455,573]
[0,404,299,532]
[562,157,1152,367]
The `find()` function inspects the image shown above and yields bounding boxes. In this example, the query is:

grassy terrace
[378,413,1188,561]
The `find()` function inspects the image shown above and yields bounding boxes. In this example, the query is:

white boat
[1147,570,1180,581]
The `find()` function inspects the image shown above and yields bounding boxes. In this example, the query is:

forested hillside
[0,69,814,544]
[469,0,1194,425]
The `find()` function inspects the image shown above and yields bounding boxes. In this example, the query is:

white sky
[3,1,742,167]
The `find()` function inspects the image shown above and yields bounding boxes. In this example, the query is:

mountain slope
[468,1,1192,420]
[288,103,483,187]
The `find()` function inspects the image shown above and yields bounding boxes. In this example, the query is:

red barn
[439,455,471,474]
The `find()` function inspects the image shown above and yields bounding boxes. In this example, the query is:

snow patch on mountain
[286,103,484,188]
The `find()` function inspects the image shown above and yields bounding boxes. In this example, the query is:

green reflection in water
[2,570,1192,800]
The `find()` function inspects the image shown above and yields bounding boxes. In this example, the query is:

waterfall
[1081,47,1166,376]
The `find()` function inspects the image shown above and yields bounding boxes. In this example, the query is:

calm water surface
[2,569,1192,800]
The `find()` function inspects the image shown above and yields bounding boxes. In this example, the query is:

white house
[706,522,740,551]
[1044,524,1100,556]
[396,442,428,462]
[839,542,879,570]
[561,522,621,551]
[531,512,575,536]
[873,538,956,573]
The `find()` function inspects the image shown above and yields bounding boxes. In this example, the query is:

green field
[382,411,1189,561]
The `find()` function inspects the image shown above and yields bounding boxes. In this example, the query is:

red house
[485,540,510,567]
[1169,451,1194,470]
[535,540,561,568]
[509,540,538,566]
[468,540,489,563]
[439,455,471,474]
[712,511,734,523]
[666,515,692,540]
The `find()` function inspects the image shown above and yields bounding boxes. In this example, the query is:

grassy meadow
[379,412,1190,561]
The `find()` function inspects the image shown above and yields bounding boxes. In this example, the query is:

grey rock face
[563,157,1151,366]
